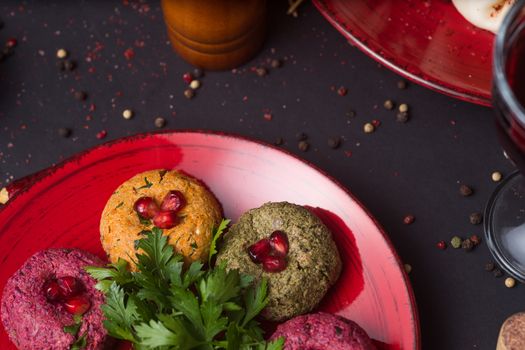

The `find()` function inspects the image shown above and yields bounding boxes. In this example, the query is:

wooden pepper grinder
[161,0,267,70]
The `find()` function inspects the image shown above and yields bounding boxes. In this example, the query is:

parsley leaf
[208,219,230,265]
[137,213,152,226]
[87,223,282,350]
[63,323,80,335]
[137,177,153,190]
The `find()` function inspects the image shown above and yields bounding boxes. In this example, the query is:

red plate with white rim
[0,131,420,349]
[314,0,495,106]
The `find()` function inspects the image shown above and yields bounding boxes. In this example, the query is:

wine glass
[486,0,525,281]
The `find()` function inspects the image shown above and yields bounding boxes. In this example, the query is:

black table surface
[0,1,518,349]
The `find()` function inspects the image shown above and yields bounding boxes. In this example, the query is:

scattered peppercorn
[403,215,415,225]
[182,72,193,84]
[274,137,283,146]
[493,268,503,278]
[184,89,194,99]
[469,212,483,225]
[271,59,282,68]
[192,68,203,78]
[189,80,201,90]
[470,235,481,246]
[383,99,395,110]
[327,137,341,149]
[363,123,375,133]
[122,109,133,120]
[154,117,166,128]
[347,110,356,118]
[397,80,408,89]
[296,132,307,141]
[56,49,68,59]
[57,127,71,138]
[337,86,347,96]
[505,277,516,288]
[404,264,412,274]
[399,103,409,113]
[492,171,503,182]
[298,140,309,152]
[396,112,409,123]
[459,184,473,197]
[436,240,447,250]
[485,262,495,272]
[462,238,474,251]
[64,60,76,71]
[255,67,267,77]
[73,90,87,101]
[451,236,462,249]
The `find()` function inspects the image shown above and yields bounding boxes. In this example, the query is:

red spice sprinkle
[372,119,381,127]
[89,104,96,112]
[85,115,92,121]
[344,150,353,157]
[436,240,447,250]
[88,66,96,74]
[263,113,272,121]
[6,38,17,48]
[337,86,347,96]
[96,130,107,139]
[123,48,135,60]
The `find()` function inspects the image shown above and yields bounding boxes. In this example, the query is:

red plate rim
[313,0,492,107]
[0,129,421,349]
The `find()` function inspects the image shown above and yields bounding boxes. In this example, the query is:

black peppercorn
[469,212,482,225]
[184,89,194,99]
[485,262,495,272]
[328,137,341,149]
[271,59,282,68]
[462,238,474,251]
[459,184,473,196]
[298,140,309,152]
[493,268,503,278]
[154,117,166,128]
[74,90,87,101]
[64,60,76,71]
[397,80,408,89]
[192,68,203,78]
[57,127,71,138]
[396,112,409,123]
[255,67,267,77]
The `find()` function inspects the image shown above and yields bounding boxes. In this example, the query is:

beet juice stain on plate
[0,131,420,350]
[314,0,494,105]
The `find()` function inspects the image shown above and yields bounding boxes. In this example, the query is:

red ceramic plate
[0,131,420,349]
[314,0,494,106]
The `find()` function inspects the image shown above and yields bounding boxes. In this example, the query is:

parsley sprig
[86,221,283,349]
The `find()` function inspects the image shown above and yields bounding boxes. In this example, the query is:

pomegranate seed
[153,210,179,229]
[6,38,17,48]
[160,190,185,212]
[248,239,271,263]
[182,72,193,84]
[44,280,62,302]
[436,240,447,250]
[134,197,159,219]
[262,255,287,273]
[57,276,82,298]
[269,231,289,256]
[64,295,91,315]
